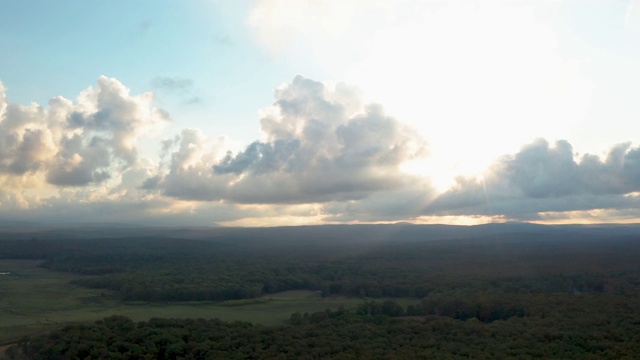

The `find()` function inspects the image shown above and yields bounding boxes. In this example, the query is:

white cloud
[150,75,432,207]
[0,76,168,216]
[151,128,230,201]
[13,76,167,187]
[246,0,599,183]
[3,74,640,226]
[428,139,640,221]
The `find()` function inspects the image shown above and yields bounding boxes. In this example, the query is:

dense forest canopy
[3,223,640,358]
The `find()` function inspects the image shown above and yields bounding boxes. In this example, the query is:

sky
[1,0,640,226]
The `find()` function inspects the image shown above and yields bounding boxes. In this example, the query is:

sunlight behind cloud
[412,215,507,226]
[400,158,454,193]
[345,2,594,179]
[2,1,640,226]
[248,0,596,183]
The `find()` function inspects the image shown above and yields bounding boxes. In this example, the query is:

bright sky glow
[1,0,640,226]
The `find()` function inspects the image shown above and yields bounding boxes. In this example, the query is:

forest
[2,223,640,358]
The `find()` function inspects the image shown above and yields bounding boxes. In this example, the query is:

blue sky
[0,1,311,142]
[1,0,640,226]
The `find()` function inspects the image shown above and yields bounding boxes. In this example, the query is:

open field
[0,260,364,346]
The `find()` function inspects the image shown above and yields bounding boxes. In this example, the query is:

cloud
[428,139,640,220]
[213,34,233,46]
[502,139,640,197]
[246,0,601,184]
[5,74,640,226]
[0,75,433,225]
[183,96,203,105]
[150,75,430,206]
[0,76,168,189]
[151,77,194,92]
[505,139,578,198]
[322,178,434,223]
[149,128,229,201]
[46,135,112,186]
[152,77,202,107]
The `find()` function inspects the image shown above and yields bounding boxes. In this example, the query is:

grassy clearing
[0,260,368,345]
[262,290,322,300]
[0,260,112,325]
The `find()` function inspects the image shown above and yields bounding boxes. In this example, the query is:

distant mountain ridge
[1,221,640,243]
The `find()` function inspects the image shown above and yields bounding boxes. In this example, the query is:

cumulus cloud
[0,75,433,225]
[148,128,229,201]
[149,75,430,206]
[0,76,168,190]
[428,139,640,220]
[6,74,640,226]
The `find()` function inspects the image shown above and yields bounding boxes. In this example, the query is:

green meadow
[0,260,362,346]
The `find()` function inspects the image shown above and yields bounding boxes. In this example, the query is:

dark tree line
[9,300,640,360]
[2,234,636,304]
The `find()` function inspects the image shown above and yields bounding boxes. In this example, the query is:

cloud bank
[0,76,167,189]
[2,75,640,225]
[428,139,640,222]
[149,75,429,206]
